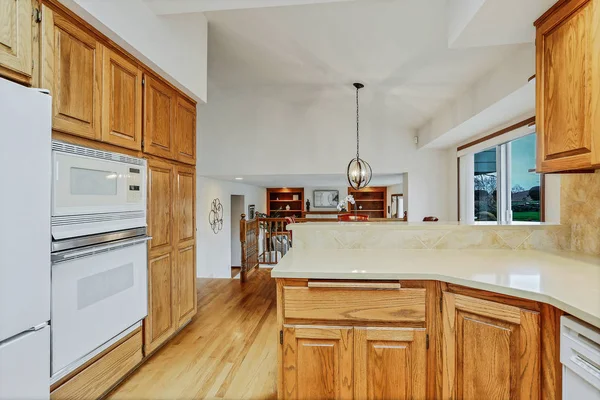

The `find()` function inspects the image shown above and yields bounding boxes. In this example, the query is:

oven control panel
[127,167,143,203]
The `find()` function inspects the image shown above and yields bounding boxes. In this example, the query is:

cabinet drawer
[283,282,426,323]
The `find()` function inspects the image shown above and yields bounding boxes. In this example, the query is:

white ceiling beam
[144,0,356,15]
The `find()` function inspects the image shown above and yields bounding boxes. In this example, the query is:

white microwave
[51,141,147,240]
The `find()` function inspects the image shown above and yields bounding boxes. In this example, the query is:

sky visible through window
[511,134,538,190]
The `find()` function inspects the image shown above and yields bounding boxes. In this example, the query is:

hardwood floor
[231,267,241,278]
[108,269,277,400]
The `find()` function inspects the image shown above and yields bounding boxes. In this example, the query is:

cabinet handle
[307,281,401,290]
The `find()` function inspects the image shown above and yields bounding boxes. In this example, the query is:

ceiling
[208,173,404,188]
[143,0,355,14]
[202,0,528,129]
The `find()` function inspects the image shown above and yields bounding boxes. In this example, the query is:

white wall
[198,87,452,221]
[70,0,208,102]
[230,195,245,267]
[196,177,266,278]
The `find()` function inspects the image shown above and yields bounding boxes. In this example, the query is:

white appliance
[51,141,146,240]
[0,78,51,399]
[51,235,148,377]
[561,316,600,400]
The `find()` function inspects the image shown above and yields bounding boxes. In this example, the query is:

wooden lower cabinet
[441,292,540,400]
[282,326,354,400]
[354,328,427,400]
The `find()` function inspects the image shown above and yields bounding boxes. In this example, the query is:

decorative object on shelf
[306,199,311,212]
[293,194,299,201]
[337,195,355,212]
[359,205,363,210]
[209,198,223,234]
[346,82,372,190]
[248,204,255,220]
[285,204,291,211]
[314,190,340,208]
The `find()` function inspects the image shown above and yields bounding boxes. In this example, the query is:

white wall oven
[50,141,149,383]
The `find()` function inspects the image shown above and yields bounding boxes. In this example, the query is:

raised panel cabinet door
[147,158,174,258]
[174,96,196,165]
[536,0,599,172]
[354,328,427,400]
[42,9,102,140]
[0,0,33,82]
[144,253,176,355]
[175,165,196,244]
[175,244,196,327]
[143,74,175,159]
[282,326,353,400]
[441,292,540,400]
[101,47,142,150]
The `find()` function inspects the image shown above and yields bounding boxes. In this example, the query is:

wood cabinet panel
[174,96,196,165]
[145,253,175,354]
[442,292,540,400]
[354,328,426,400]
[535,0,600,172]
[282,326,353,400]
[50,329,142,400]
[143,74,175,159]
[175,244,196,326]
[0,0,33,83]
[147,158,174,257]
[283,286,426,324]
[175,165,195,243]
[42,9,102,140]
[101,47,142,150]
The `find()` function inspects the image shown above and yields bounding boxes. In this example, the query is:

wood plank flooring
[108,269,277,400]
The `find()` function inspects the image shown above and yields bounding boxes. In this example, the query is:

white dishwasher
[561,316,600,400]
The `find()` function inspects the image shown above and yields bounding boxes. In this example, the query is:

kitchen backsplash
[561,170,600,256]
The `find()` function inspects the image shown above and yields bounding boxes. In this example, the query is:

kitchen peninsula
[272,222,600,400]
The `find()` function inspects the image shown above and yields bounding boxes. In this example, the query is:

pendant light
[346,82,372,190]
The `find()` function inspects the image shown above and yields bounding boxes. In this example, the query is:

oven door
[51,236,148,375]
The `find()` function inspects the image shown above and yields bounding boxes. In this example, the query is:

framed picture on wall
[313,190,339,208]
[248,204,256,219]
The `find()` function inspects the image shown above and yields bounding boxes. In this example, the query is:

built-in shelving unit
[348,186,387,218]
[267,188,305,218]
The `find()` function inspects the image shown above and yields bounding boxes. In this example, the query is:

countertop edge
[270,269,600,328]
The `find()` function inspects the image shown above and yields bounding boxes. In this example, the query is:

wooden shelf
[270,200,303,202]
[267,188,305,216]
[348,186,387,219]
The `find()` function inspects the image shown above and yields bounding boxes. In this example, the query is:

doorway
[230,195,245,278]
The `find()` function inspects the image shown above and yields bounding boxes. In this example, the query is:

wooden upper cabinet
[174,166,196,244]
[42,7,102,140]
[174,96,197,165]
[143,74,176,159]
[282,326,353,400]
[101,47,142,150]
[535,0,600,172]
[0,0,33,83]
[354,328,427,400]
[441,292,540,400]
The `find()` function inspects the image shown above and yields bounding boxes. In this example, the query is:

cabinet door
[354,328,426,400]
[174,165,196,326]
[42,8,102,140]
[174,96,196,165]
[143,74,175,159]
[0,0,33,83]
[441,292,540,400]
[145,253,176,355]
[147,158,174,258]
[101,47,142,150]
[282,326,353,400]
[536,0,600,171]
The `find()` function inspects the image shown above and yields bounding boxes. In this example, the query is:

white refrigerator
[0,78,51,399]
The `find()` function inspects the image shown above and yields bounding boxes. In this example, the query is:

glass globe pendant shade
[346,156,372,190]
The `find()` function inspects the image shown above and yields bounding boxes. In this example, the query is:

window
[461,132,542,224]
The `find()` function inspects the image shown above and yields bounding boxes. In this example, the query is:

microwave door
[52,152,143,216]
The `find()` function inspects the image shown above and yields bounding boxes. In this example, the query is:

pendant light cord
[356,86,360,159]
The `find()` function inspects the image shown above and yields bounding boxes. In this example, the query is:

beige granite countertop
[271,249,600,328]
